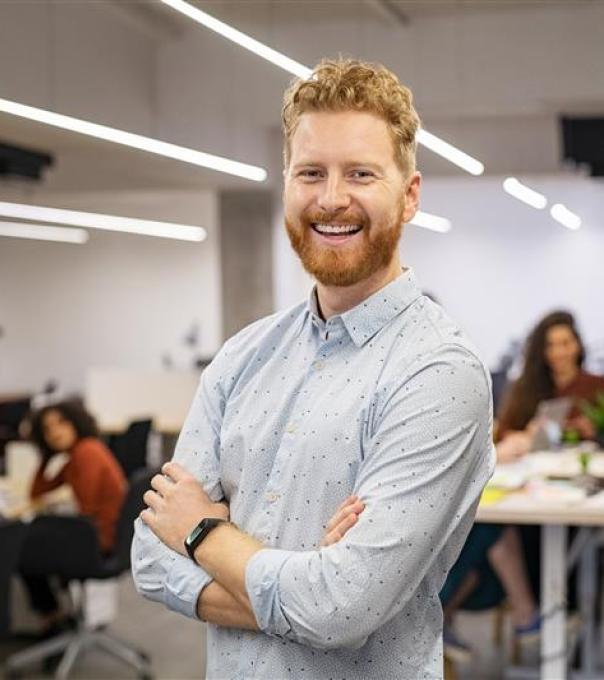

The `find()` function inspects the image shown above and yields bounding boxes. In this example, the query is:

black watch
[184,518,226,563]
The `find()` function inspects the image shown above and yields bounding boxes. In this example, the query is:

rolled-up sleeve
[131,357,227,618]
[245,345,495,649]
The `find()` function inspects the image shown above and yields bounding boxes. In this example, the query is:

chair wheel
[5,670,22,680]
[139,673,153,680]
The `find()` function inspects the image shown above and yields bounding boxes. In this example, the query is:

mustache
[300,210,368,226]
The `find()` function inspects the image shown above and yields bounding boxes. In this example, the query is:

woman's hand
[566,415,596,441]
[320,495,365,547]
[496,431,532,464]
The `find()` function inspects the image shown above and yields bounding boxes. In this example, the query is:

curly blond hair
[282,58,420,176]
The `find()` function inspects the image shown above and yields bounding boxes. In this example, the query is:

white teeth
[313,223,361,234]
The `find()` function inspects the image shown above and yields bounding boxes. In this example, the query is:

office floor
[1,574,205,679]
[0,576,541,680]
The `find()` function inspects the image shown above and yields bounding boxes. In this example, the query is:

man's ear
[402,172,421,224]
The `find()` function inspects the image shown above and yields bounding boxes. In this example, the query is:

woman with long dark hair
[21,399,126,634]
[497,310,604,460]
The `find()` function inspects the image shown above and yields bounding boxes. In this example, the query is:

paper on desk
[587,453,604,478]
[583,491,604,509]
[488,460,531,489]
[525,479,587,504]
[528,452,582,478]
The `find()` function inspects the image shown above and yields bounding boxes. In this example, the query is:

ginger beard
[285,203,405,287]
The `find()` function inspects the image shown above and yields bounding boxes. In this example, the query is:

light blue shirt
[132,269,494,679]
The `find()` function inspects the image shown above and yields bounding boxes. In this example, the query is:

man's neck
[316,257,403,320]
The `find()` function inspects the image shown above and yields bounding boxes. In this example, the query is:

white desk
[477,477,604,679]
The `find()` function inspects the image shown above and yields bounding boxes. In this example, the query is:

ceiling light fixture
[0,220,88,244]
[0,98,267,183]
[0,201,207,242]
[416,129,484,176]
[550,203,581,230]
[159,0,485,176]
[161,0,312,78]
[409,210,452,233]
[502,177,547,210]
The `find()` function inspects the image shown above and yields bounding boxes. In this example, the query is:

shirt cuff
[165,556,213,620]
[245,548,293,637]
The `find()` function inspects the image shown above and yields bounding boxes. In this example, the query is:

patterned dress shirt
[132,268,494,679]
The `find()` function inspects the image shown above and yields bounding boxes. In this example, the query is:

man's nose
[317,175,351,213]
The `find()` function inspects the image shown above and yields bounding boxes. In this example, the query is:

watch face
[186,523,204,548]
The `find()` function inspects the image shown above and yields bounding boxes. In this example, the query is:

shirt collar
[305,268,422,347]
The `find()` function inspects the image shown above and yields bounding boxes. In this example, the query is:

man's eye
[298,169,322,179]
[351,170,375,180]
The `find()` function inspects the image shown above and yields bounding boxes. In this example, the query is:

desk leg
[578,532,596,677]
[541,524,567,680]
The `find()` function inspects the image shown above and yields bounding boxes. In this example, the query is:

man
[132,58,494,678]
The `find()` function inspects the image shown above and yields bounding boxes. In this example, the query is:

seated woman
[19,399,127,635]
[441,310,604,661]
[497,309,604,456]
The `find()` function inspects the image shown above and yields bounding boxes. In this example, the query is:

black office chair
[0,521,29,637]
[4,468,156,680]
[107,419,153,479]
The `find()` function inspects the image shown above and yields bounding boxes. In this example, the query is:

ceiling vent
[0,141,54,181]
[561,116,604,177]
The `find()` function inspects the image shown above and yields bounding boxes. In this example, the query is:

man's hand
[140,461,229,556]
[321,495,365,547]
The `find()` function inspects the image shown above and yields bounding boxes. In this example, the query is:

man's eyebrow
[291,160,385,171]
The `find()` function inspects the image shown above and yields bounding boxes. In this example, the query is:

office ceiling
[0,0,602,195]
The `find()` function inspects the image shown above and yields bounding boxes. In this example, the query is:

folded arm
[149,346,494,648]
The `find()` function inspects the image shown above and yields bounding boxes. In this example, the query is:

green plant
[581,391,604,432]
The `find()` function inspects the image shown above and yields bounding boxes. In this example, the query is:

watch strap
[184,517,226,563]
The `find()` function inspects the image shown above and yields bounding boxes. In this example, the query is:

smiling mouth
[311,223,363,236]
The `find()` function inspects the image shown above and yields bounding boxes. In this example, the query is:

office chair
[107,419,152,479]
[0,521,29,636]
[4,468,156,680]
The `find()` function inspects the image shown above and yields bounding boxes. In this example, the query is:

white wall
[272,175,604,369]
[0,190,221,394]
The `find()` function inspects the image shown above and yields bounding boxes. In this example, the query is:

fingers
[321,511,360,547]
[325,498,364,532]
[143,489,161,511]
[162,461,188,481]
[151,473,173,496]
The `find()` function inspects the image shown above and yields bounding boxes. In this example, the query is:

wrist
[192,520,232,566]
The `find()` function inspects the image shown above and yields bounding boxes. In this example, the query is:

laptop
[530,397,573,451]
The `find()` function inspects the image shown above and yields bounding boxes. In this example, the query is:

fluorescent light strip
[416,129,484,176]
[0,98,267,183]
[0,221,88,244]
[502,177,547,210]
[160,0,485,176]
[551,203,581,230]
[0,202,207,242]
[409,210,452,234]
[161,0,312,79]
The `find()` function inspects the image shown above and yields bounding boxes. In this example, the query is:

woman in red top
[20,400,126,633]
[497,310,604,460]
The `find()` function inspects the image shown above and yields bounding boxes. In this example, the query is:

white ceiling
[0,0,603,195]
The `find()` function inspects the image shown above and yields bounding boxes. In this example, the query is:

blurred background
[1,1,603,678]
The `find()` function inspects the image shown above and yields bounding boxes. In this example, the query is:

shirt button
[313,360,324,370]
[286,422,296,433]
[265,493,280,503]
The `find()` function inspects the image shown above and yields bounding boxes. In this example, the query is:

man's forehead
[290,110,394,163]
